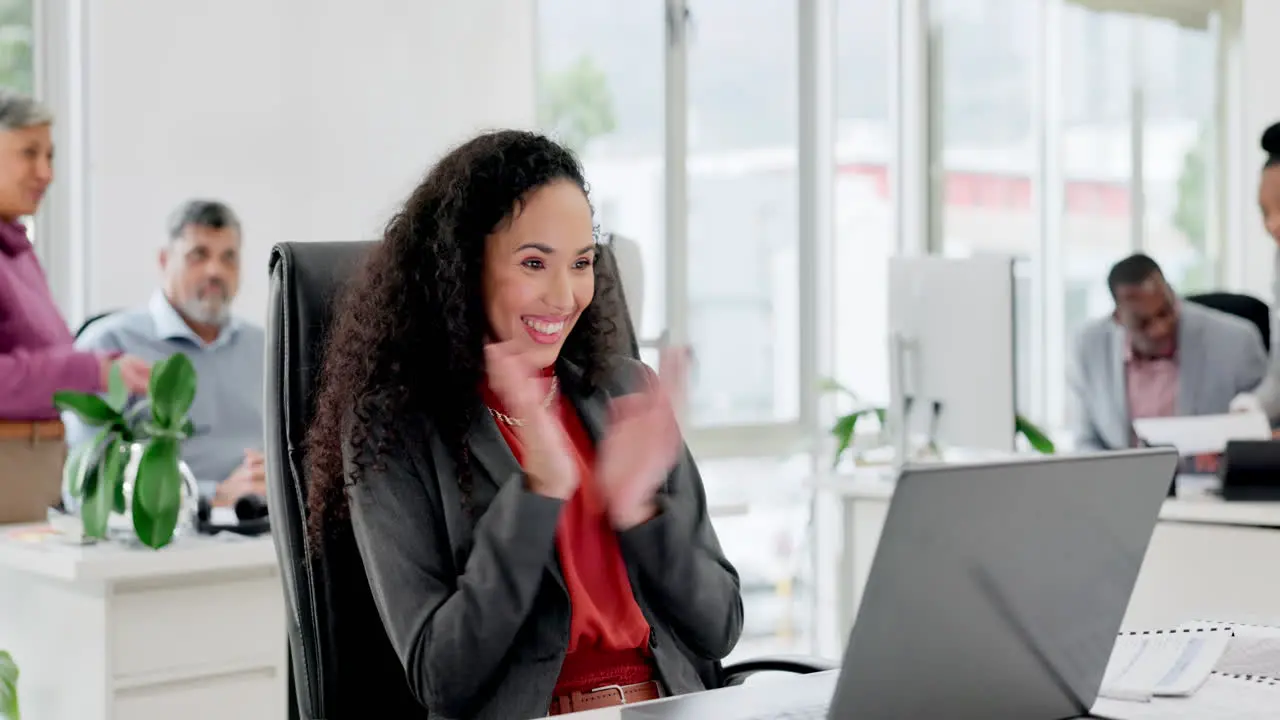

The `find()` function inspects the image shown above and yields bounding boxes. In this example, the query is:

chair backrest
[1185,291,1272,352]
[75,310,118,339]
[266,237,641,719]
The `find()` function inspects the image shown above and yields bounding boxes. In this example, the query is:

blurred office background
[11,0,1280,662]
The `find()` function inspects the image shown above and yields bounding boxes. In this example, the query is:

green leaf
[1016,414,1056,455]
[148,354,197,428]
[80,445,113,540]
[51,391,121,427]
[180,418,195,439]
[817,377,860,399]
[63,425,111,500]
[0,649,18,720]
[830,412,860,468]
[106,362,128,412]
[132,438,183,549]
[112,457,128,515]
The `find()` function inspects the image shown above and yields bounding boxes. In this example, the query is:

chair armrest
[721,655,840,687]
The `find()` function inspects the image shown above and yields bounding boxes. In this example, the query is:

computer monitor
[888,255,1017,455]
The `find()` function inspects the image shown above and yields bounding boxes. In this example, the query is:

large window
[685,0,800,428]
[1061,6,1136,364]
[833,0,895,407]
[1139,15,1216,293]
[535,0,666,346]
[0,0,32,94]
[932,0,1036,259]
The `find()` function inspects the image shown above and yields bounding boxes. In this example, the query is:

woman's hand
[597,349,689,530]
[484,337,578,500]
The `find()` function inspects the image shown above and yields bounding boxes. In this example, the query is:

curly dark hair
[304,129,621,543]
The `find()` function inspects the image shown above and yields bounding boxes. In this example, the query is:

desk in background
[0,524,287,720]
[820,472,1280,648]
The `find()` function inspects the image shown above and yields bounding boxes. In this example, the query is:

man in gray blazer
[1069,253,1268,451]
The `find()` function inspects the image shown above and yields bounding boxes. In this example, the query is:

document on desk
[1131,411,1271,455]
[1092,673,1280,719]
[1098,629,1229,700]
[1178,620,1280,679]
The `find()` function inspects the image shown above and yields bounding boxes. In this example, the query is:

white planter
[105,442,201,544]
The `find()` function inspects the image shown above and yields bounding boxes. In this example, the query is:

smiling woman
[304,130,744,718]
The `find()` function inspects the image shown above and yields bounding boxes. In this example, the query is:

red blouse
[483,376,655,697]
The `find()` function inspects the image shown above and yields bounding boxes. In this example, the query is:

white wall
[82,0,535,325]
[1233,0,1280,302]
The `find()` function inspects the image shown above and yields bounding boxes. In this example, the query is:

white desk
[821,474,1280,643]
[553,665,1280,718]
[0,524,287,720]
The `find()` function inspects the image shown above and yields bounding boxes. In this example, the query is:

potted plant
[53,352,199,549]
[0,650,18,720]
[820,377,1055,468]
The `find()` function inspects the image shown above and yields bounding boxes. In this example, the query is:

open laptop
[615,447,1178,720]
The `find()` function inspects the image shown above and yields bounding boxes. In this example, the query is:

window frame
[541,0,1235,453]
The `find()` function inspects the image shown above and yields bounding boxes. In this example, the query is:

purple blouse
[0,220,103,419]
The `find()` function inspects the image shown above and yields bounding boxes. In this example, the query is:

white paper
[1099,631,1229,700]
[1093,673,1280,719]
[210,506,238,526]
[1178,620,1280,679]
[1132,411,1271,455]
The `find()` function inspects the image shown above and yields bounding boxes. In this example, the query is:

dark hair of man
[1106,253,1164,301]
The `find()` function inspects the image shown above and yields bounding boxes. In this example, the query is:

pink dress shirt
[0,219,103,419]
[1125,336,1178,446]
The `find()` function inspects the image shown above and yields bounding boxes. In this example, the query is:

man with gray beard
[65,200,265,507]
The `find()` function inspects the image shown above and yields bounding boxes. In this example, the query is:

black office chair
[1185,292,1271,352]
[74,310,118,339]
[265,239,835,719]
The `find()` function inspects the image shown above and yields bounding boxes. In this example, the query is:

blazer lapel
[1107,324,1130,447]
[1176,310,1203,415]
[466,408,523,492]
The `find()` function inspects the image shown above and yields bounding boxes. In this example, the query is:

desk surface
[559,667,1277,719]
[816,472,1280,529]
[0,522,278,583]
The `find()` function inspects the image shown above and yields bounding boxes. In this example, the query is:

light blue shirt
[64,291,265,498]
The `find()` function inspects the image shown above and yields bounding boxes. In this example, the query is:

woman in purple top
[0,90,149,420]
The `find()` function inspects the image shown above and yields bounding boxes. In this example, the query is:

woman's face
[1259,165,1280,246]
[0,123,52,221]
[482,179,596,369]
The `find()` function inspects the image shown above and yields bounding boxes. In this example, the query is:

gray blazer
[1068,302,1269,451]
[343,357,744,720]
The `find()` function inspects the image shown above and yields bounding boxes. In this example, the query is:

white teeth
[524,318,564,335]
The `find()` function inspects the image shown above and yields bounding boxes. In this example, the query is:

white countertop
[0,523,279,583]
[816,471,1280,529]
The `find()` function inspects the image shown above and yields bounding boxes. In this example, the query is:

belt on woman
[549,680,662,715]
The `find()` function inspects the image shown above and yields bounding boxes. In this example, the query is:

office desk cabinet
[820,475,1280,645]
[0,525,287,720]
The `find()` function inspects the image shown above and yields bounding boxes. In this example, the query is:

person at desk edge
[0,90,150,420]
[1069,252,1267,452]
[305,130,743,719]
[1231,122,1280,421]
[64,200,265,507]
